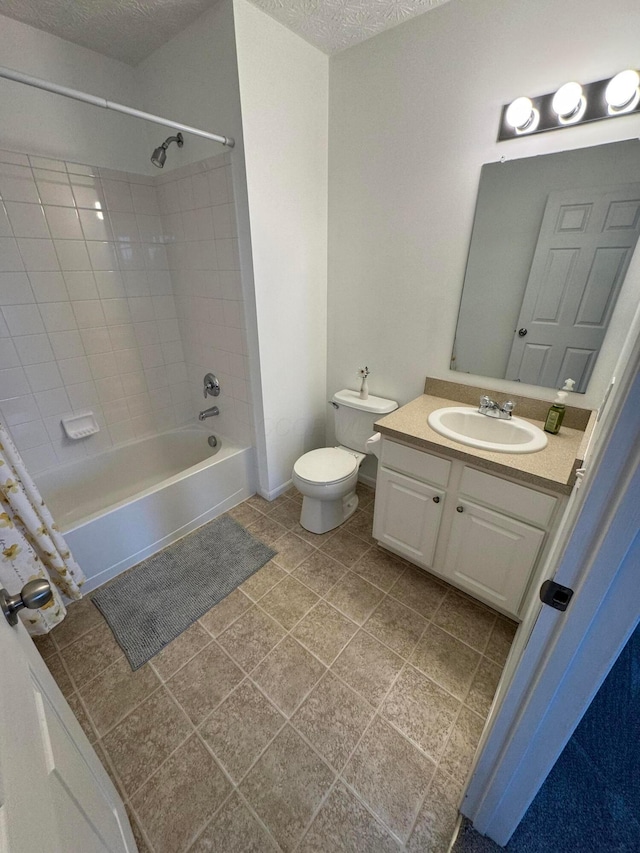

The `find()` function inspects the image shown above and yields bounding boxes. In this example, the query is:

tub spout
[199,406,219,421]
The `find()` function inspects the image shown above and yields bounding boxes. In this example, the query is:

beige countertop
[374,393,595,495]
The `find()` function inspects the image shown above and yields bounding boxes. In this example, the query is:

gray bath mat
[91,515,276,670]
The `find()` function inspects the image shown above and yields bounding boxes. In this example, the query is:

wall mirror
[451,139,640,392]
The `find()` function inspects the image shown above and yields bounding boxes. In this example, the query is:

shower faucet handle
[203,373,220,398]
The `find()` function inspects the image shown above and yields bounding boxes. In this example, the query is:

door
[0,586,136,853]
[373,467,444,567]
[444,500,545,615]
[505,184,640,391]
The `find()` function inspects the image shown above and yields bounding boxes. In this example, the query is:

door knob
[433,496,440,503]
[457,505,464,513]
[0,579,53,626]
[518,328,528,337]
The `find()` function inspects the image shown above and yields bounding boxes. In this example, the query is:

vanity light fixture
[498,68,640,141]
[605,69,640,113]
[552,81,586,123]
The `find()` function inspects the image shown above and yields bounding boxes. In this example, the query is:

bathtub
[36,428,254,593]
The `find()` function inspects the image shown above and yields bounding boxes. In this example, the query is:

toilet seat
[293,447,358,485]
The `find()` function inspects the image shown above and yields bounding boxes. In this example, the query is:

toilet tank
[332,389,398,453]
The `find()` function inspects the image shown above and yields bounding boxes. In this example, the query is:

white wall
[0,15,148,172]
[328,0,640,419]
[234,0,329,497]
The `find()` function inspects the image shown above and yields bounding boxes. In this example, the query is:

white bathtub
[36,428,254,593]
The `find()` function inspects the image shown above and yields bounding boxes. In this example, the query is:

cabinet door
[444,500,545,615]
[373,467,444,567]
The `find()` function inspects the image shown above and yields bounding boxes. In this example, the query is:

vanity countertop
[374,392,596,495]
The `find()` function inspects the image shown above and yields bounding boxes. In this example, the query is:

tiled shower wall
[155,152,252,446]
[0,148,252,476]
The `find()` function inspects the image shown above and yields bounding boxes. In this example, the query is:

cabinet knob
[433,496,440,504]
[456,505,464,513]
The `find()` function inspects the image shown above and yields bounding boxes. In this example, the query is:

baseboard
[259,479,294,501]
[358,472,377,489]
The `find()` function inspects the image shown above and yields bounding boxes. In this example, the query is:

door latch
[539,579,574,612]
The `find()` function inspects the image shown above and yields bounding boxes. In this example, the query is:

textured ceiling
[0,0,451,64]
[252,0,452,54]
[0,0,223,66]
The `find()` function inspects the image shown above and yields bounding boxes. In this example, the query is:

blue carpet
[454,623,640,853]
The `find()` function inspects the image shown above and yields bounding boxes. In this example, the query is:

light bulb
[605,69,640,113]
[552,82,585,122]
[505,97,536,131]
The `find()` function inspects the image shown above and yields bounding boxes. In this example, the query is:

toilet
[292,389,398,534]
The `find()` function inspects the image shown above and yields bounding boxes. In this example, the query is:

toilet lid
[294,447,358,484]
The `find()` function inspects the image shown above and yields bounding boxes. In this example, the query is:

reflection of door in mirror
[505,184,640,392]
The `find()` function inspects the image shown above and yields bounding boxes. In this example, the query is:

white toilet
[292,389,398,534]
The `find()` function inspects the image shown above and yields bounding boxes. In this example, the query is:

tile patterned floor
[36,483,517,853]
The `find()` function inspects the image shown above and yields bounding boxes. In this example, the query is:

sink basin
[427,407,548,454]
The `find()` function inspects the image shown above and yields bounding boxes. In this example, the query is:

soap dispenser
[544,378,575,435]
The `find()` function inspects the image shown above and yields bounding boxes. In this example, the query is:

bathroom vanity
[372,380,595,619]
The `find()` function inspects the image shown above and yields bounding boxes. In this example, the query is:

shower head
[150,132,184,168]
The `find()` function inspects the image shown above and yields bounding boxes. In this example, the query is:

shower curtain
[0,421,85,635]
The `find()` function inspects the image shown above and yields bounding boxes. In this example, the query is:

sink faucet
[199,405,219,421]
[479,395,515,419]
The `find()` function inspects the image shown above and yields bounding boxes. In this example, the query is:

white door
[373,467,444,567]
[505,184,640,391]
[0,585,136,853]
[444,500,545,616]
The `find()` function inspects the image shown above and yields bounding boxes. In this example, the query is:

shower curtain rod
[0,65,235,148]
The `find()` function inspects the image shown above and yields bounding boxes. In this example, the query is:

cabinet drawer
[459,466,556,528]
[381,439,450,487]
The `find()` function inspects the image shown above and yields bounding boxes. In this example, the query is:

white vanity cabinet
[373,438,560,617]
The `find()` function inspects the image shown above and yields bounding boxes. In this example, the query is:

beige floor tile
[410,625,480,700]
[343,716,435,842]
[293,523,337,547]
[239,725,334,852]
[259,576,319,630]
[320,529,371,567]
[199,680,285,783]
[101,687,192,796]
[381,666,460,761]
[247,515,288,548]
[59,622,124,688]
[342,508,377,546]
[227,501,264,527]
[150,622,212,680]
[388,566,448,619]
[465,657,503,717]
[353,548,406,592]
[217,607,286,672]
[485,617,518,666]
[252,636,326,715]
[240,561,287,601]
[332,631,403,705]
[32,632,56,659]
[432,591,497,653]
[199,588,252,637]
[292,672,375,771]
[79,656,160,735]
[45,652,74,696]
[363,597,427,658]
[190,792,278,852]
[245,494,273,514]
[271,531,316,571]
[356,482,375,509]
[292,601,358,664]
[94,741,127,802]
[406,770,463,853]
[132,735,231,853]
[168,642,243,725]
[267,500,301,530]
[51,596,104,648]
[439,706,485,785]
[299,781,401,852]
[325,573,385,625]
[125,804,153,853]
[66,692,97,743]
[291,551,347,595]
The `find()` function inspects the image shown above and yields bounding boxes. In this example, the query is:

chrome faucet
[199,406,219,421]
[479,395,515,419]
